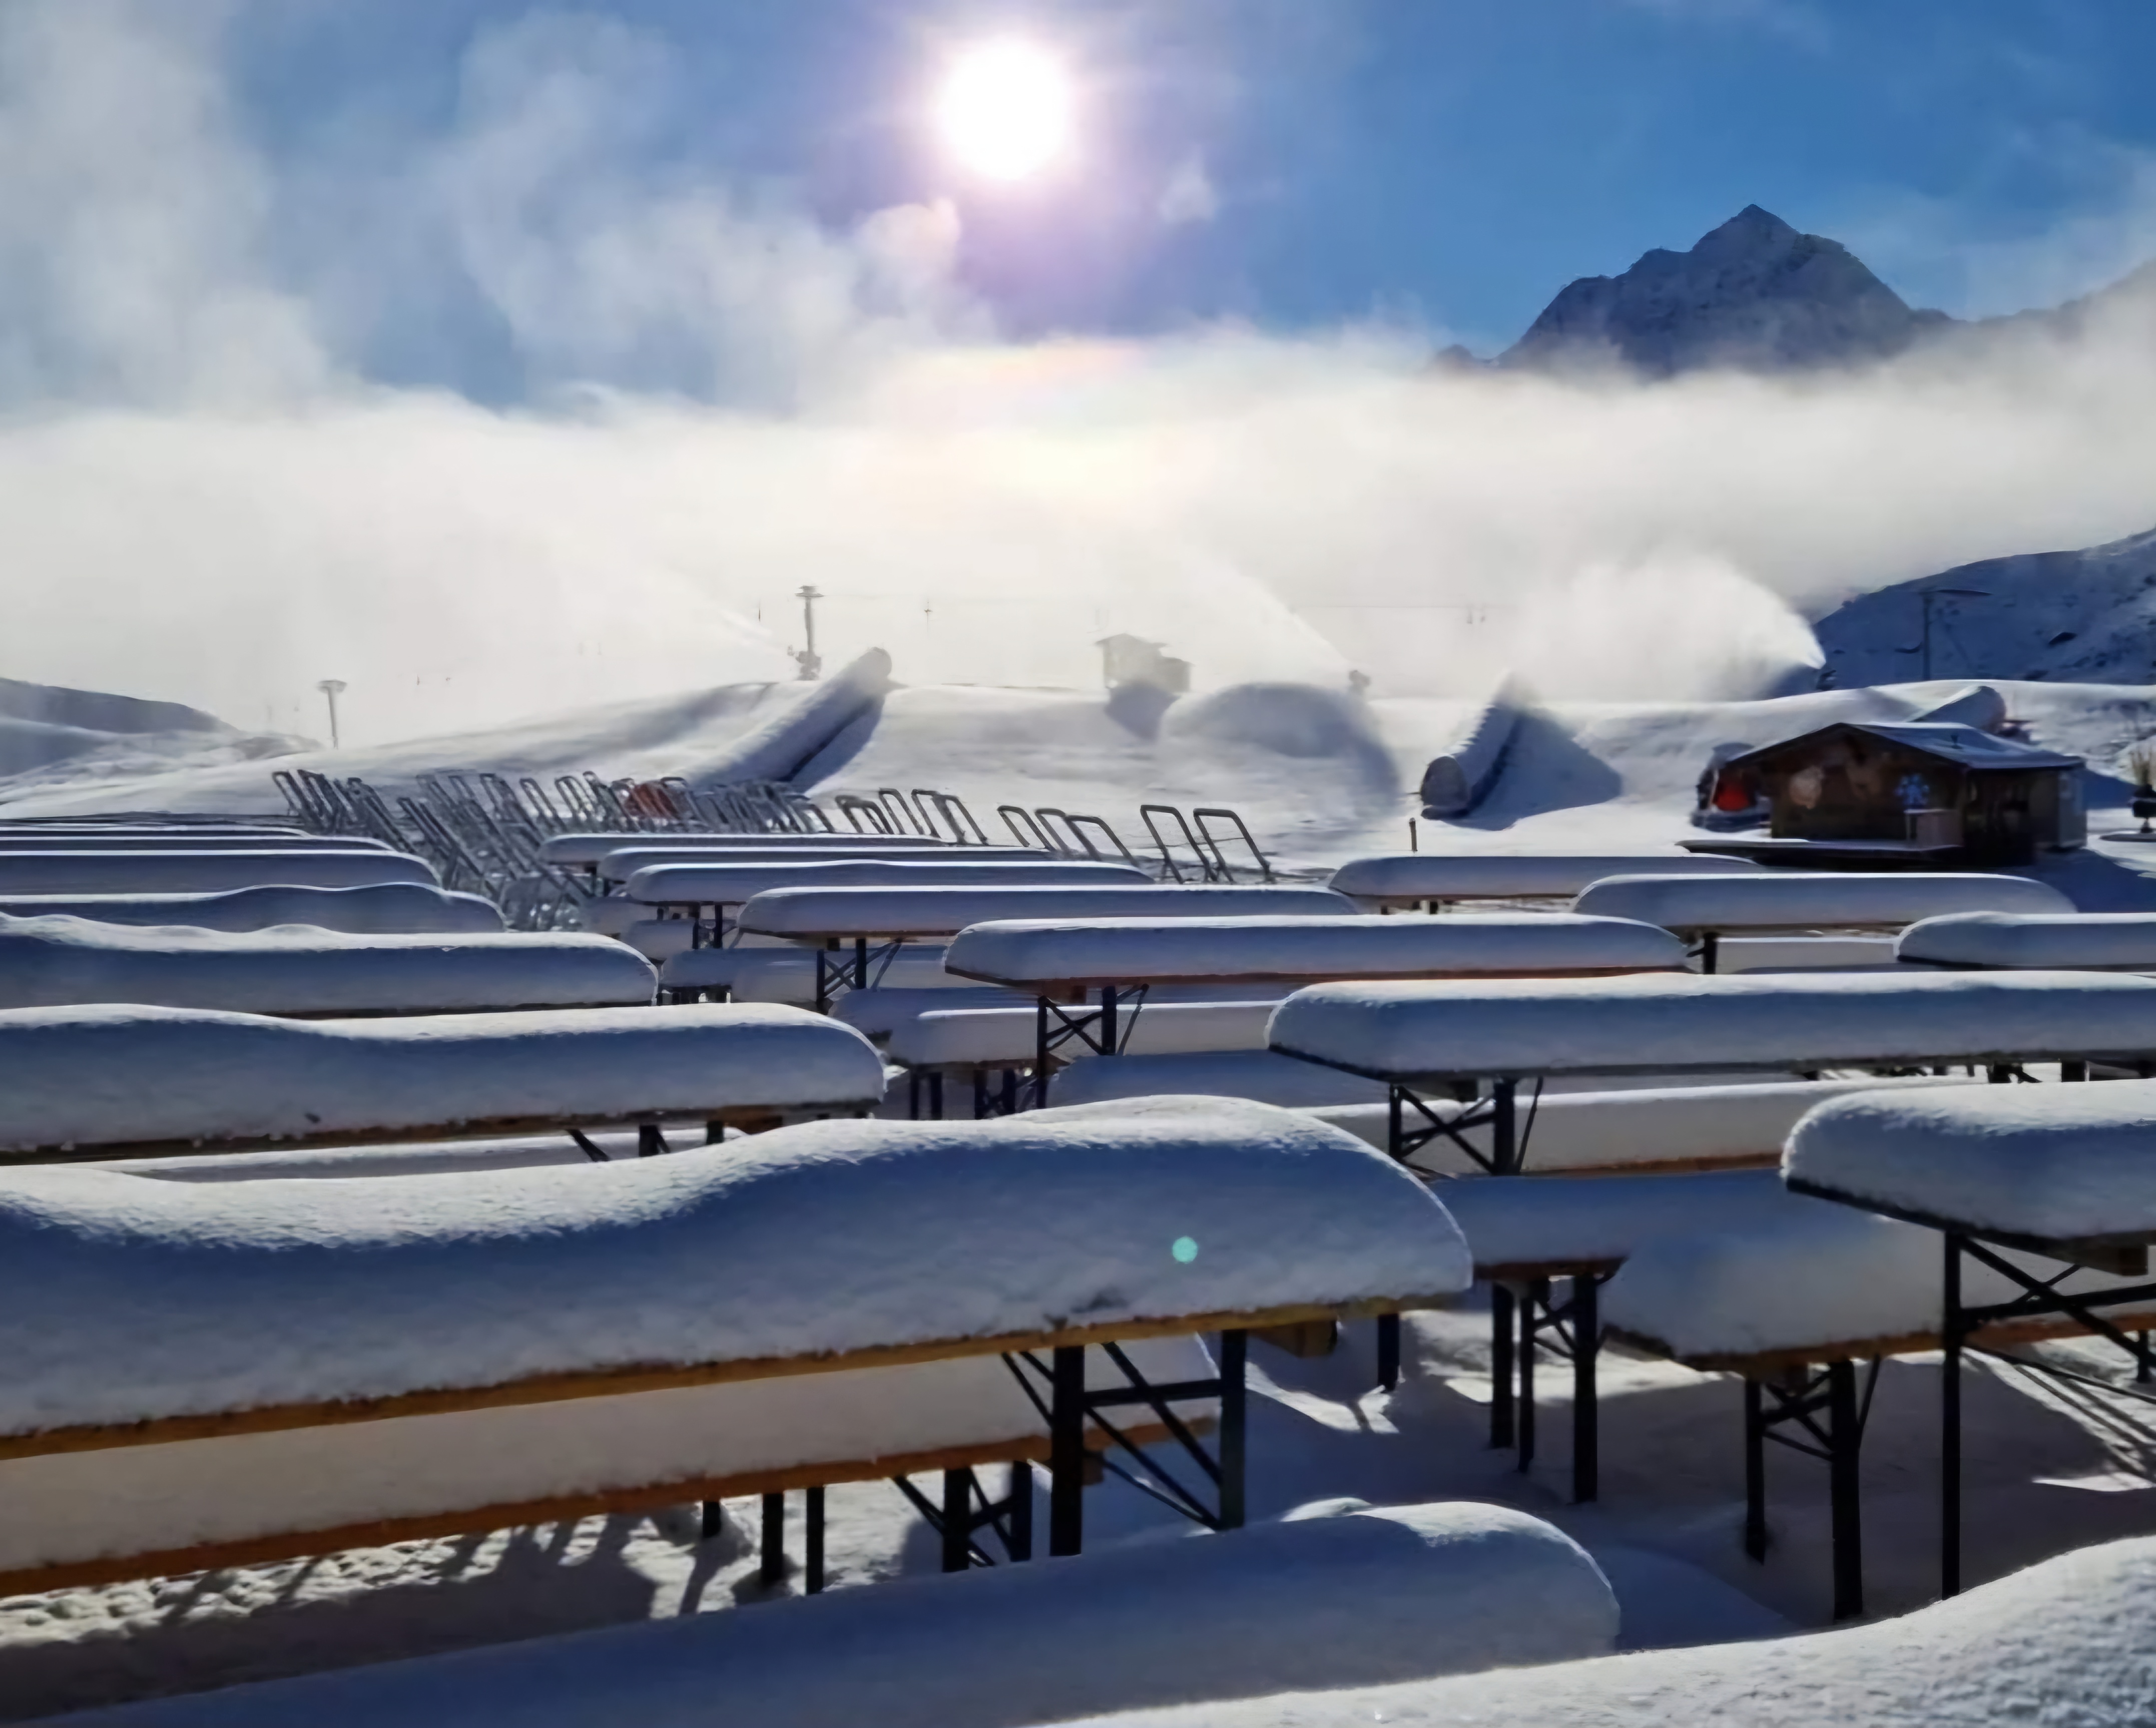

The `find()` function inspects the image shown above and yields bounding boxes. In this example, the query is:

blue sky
[214,0,2156,364]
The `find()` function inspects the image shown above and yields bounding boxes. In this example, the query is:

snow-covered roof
[44,1502,1616,1728]
[738,885,1351,939]
[0,883,503,934]
[0,1002,887,1158]
[1572,871,2072,932]
[1329,852,1760,902]
[889,1001,1277,1067]
[1898,910,2156,970]
[0,915,656,1016]
[0,850,438,895]
[1785,1077,2156,1241]
[0,1098,1466,1436]
[1058,1534,2156,1728]
[1735,721,2082,772]
[624,856,1143,904]
[1267,970,2156,1083]
[944,914,1685,988]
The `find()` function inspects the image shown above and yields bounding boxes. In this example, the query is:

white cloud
[1157,154,1220,228]
[7,3,2156,738]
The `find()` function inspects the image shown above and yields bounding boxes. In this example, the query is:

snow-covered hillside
[0,676,301,794]
[1816,525,2156,689]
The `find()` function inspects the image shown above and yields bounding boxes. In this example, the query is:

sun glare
[935,41,1072,183]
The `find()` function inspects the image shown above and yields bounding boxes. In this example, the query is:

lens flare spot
[1172,1235,1199,1263]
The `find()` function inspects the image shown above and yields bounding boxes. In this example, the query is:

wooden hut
[1686,722,2084,868]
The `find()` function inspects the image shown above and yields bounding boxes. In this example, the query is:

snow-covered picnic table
[0,882,505,933]
[1599,1077,2156,1616]
[1896,910,2156,971]
[0,849,439,895]
[1571,871,2072,969]
[0,1099,1467,1591]
[0,831,394,852]
[1328,851,1759,909]
[540,831,951,868]
[0,1001,888,1162]
[0,914,657,1016]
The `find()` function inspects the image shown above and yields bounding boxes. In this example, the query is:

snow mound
[0,1002,885,1156]
[0,884,503,934]
[0,1097,1463,1433]
[1053,1534,2156,1726]
[1785,1076,2156,1239]
[1417,676,1522,817]
[0,916,655,1016]
[47,1504,1614,1728]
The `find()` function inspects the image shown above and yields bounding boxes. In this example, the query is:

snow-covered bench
[0,1100,1467,1594]
[892,1002,1284,1118]
[1269,970,2156,1453]
[0,848,440,895]
[738,885,1351,1011]
[943,913,1684,1109]
[1780,1078,2156,1604]
[69,1502,1618,1728]
[0,1001,889,1163]
[1057,1535,2155,1728]
[0,831,394,853]
[1329,851,1759,911]
[540,831,949,869]
[622,856,1146,948]
[1571,871,2073,970]
[0,915,657,1017]
[660,943,980,1006]
[0,882,504,934]
[1896,910,2156,972]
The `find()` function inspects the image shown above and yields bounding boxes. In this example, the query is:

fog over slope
[1,6,2155,744]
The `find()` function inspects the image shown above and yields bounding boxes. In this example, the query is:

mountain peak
[1501,206,1934,377]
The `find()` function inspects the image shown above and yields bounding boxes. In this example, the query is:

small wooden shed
[1707,722,2084,867]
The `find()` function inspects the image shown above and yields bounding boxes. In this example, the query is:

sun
[934,41,1073,183]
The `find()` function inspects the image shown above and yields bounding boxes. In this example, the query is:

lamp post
[793,585,823,681]
[315,679,347,749]
[1919,588,1988,682]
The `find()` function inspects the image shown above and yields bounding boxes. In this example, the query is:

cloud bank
[2,2,2154,742]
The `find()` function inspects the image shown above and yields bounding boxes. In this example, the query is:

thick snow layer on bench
[0,883,503,934]
[0,916,656,1015]
[51,1504,1615,1728]
[1441,1168,1817,1270]
[621,919,697,962]
[834,985,1031,1037]
[1051,1050,1391,1109]
[1571,871,2072,932]
[0,1003,885,1156]
[0,1098,1463,1433]
[625,857,1142,904]
[0,1335,1212,1576]
[1897,911,2156,970]
[1329,852,1759,903]
[1054,1535,2156,1728]
[661,945,969,999]
[1785,1078,2156,1240]
[1603,1189,2148,1360]
[1309,1075,1978,1174]
[1713,935,1901,972]
[0,849,438,894]
[0,833,392,853]
[1268,971,2156,1082]
[891,1002,1280,1067]
[541,832,949,866]
[945,913,1684,988]
[739,884,1352,939]
[106,1129,655,1180]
